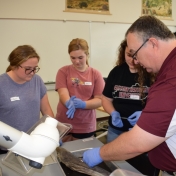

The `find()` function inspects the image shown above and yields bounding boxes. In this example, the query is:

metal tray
[58,148,117,176]
[0,167,2,176]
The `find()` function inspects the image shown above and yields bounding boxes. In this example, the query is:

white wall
[0,0,176,116]
[47,90,59,117]
[0,0,176,25]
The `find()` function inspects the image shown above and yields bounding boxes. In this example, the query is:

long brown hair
[6,45,40,72]
[136,64,156,101]
[116,39,156,102]
[116,39,127,66]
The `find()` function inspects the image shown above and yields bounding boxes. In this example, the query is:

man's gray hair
[125,15,175,42]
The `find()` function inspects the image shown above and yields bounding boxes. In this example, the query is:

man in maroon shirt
[83,16,176,176]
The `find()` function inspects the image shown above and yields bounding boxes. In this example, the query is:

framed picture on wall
[142,0,172,20]
[64,0,111,15]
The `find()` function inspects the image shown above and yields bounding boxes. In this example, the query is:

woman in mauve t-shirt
[55,38,105,142]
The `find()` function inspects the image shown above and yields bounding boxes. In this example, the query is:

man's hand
[83,147,103,167]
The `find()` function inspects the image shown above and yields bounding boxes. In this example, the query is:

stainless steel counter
[0,137,142,176]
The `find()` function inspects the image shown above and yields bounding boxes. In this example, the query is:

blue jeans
[107,126,124,143]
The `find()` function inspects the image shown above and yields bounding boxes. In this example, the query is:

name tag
[84,82,92,85]
[130,95,139,100]
[10,97,20,101]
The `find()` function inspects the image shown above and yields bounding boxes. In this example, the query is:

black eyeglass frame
[131,38,149,60]
[19,65,40,75]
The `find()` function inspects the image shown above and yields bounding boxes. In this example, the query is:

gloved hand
[73,98,86,109]
[59,139,63,146]
[65,96,76,119]
[83,147,103,167]
[66,107,75,119]
[65,96,76,109]
[111,111,123,128]
[127,111,142,126]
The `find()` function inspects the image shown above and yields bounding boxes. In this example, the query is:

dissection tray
[58,148,117,176]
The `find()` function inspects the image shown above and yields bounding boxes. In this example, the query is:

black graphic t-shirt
[103,63,150,131]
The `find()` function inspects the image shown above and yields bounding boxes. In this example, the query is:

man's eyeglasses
[19,65,40,75]
[131,39,149,60]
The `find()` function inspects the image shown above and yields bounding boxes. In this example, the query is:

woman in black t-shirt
[101,39,157,176]
[102,39,155,142]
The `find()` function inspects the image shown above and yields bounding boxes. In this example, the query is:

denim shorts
[107,126,124,143]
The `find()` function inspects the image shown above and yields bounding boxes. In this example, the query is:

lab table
[0,137,142,176]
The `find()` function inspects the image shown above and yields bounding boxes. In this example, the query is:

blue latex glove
[66,107,75,119]
[73,98,86,109]
[65,96,76,119]
[127,111,142,126]
[59,139,63,146]
[83,147,103,167]
[111,111,123,128]
[65,96,76,109]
